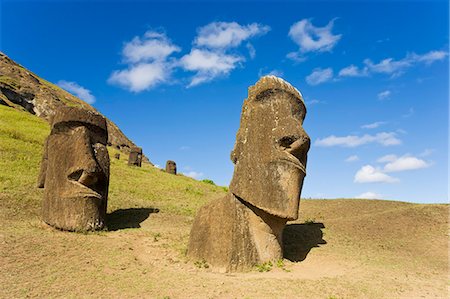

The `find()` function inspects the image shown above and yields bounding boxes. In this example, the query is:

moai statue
[114,153,120,160]
[38,106,110,231]
[188,76,310,272]
[165,160,177,175]
[128,147,142,167]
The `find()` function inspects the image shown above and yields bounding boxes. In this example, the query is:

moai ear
[37,137,49,188]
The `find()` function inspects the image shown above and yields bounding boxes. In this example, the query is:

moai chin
[38,106,110,231]
[128,147,142,167]
[188,76,310,272]
[165,160,177,175]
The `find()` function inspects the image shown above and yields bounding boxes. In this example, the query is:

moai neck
[238,195,287,262]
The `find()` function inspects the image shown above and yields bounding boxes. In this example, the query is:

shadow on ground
[107,208,159,231]
[283,222,327,262]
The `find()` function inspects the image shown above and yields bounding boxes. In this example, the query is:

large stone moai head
[229,76,310,220]
[165,160,177,175]
[128,147,142,167]
[38,107,110,231]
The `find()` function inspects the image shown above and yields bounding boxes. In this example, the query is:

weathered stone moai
[114,153,120,160]
[38,106,110,231]
[128,147,142,167]
[165,160,177,175]
[188,76,310,271]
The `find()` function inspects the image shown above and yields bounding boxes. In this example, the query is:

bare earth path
[1,197,447,299]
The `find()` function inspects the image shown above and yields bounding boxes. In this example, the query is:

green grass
[0,104,225,221]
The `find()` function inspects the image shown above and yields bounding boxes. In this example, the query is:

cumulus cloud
[194,22,270,49]
[383,155,430,172]
[354,165,399,183]
[338,50,448,80]
[108,31,180,92]
[180,49,243,87]
[181,21,270,87]
[377,90,391,100]
[345,155,359,162]
[354,191,382,199]
[338,65,368,77]
[306,67,333,85]
[361,121,387,129]
[315,132,401,147]
[377,154,398,163]
[122,31,181,64]
[183,171,204,179]
[57,80,96,104]
[287,18,341,61]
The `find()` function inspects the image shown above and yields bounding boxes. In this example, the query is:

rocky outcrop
[0,52,150,163]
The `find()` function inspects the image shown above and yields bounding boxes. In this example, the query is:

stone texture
[165,160,177,175]
[188,76,310,271]
[114,153,120,160]
[128,147,143,167]
[38,106,110,231]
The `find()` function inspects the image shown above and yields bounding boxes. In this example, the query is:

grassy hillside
[0,104,448,298]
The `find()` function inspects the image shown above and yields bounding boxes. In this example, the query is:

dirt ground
[1,198,448,299]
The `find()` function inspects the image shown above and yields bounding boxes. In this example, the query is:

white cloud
[361,121,387,129]
[419,148,434,157]
[183,171,204,179]
[315,132,401,147]
[180,49,243,87]
[109,31,179,92]
[306,67,333,85]
[181,21,269,87]
[377,90,391,100]
[154,164,161,169]
[122,31,180,64]
[57,80,96,104]
[354,165,398,183]
[355,191,382,199]
[383,155,430,173]
[345,155,359,162]
[246,43,256,59]
[338,65,368,77]
[338,50,448,81]
[108,62,169,92]
[411,50,448,65]
[402,107,414,118]
[258,68,284,77]
[194,22,270,49]
[377,154,398,163]
[288,18,341,59]
[179,146,190,151]
[306,99,323,105]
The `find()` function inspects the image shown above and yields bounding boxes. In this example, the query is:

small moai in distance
[38,106,110,231]
[114,153,120,160]
[188,76,310,272]
[128,147,142,167]
[165,160,177,175]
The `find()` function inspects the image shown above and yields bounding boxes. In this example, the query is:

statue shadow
[107,208,159,231]
[283,222,327,262]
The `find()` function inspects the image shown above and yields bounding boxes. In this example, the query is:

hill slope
[0,52,149,161]
[0,103,448,298]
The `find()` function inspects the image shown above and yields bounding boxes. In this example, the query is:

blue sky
[2,0,448,203]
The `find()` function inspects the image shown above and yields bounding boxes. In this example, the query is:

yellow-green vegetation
[0,104,448,298]
[0,104,225,221]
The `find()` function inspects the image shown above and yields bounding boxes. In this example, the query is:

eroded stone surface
[114,153,120,160]
[188,76,310,271]
[38,106,110,231]
[165,160,177,175]
[128,147,142,167]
